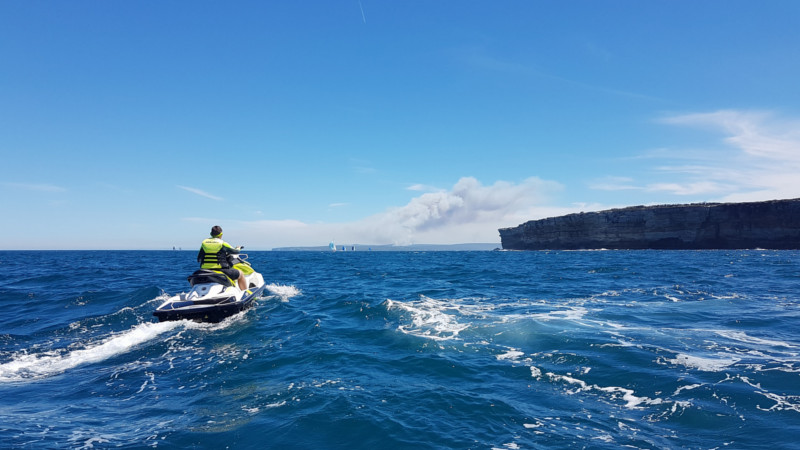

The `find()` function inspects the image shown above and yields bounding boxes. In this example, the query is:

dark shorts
[220,268,241,280]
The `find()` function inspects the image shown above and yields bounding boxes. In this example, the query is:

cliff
[499,199,800,250]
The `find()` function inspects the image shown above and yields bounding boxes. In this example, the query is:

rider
[197,225,248,290]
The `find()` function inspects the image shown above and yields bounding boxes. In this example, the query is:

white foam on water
[715,330,795,349]
[673,383,703,395]
[244,400,287,412]
[265,284,301,302]
[135,372,156,394]
[543,371,665,409]
[723,374,800,413]
[493,443,520,450]
[385,296,473,341]
[710,292,741,299]
[0,321,183,383]
[529,306,588,322]
[496,349,525,361]
[663,353,740,372]
[756,391,800,413]
[387,294,599,343]
[597,385,662,408]
[546,372,588,390]
[70,433,113,450]
[592,434,615,444]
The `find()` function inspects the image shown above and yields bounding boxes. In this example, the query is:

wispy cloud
[2,182,66,192]
[660,110,800,161]
[358,0,366,24]
[329,202,349,208]
[177,185,224,201]
[657,110,800,201]
[593,109,800,202]
[406,183,440,192]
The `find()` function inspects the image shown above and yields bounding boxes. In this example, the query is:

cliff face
[499,199,800,250]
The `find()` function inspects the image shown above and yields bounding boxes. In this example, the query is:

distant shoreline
[271,243,501,252]
[0,243,502,252]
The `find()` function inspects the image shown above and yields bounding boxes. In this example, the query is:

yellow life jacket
[200,238,227,269]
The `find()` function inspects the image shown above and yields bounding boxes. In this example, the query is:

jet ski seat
[187,269,234,286]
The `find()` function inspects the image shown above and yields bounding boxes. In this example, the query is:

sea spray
[265,283,302,302]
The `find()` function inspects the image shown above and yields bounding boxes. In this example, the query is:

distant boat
[329,241,336,252]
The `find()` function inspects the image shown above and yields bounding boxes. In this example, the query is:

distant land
[500,198,800,250]
[272,243,501,252]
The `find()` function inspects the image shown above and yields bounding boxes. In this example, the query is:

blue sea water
[0,250,799,449]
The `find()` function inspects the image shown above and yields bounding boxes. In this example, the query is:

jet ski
[153,253,267,323]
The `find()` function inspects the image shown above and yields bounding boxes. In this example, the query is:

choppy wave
[0,250,798,448]
[379,279,800,439]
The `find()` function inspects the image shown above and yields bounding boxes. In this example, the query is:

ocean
[0,250,798,449]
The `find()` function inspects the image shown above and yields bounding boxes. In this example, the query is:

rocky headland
[499,199,800,250]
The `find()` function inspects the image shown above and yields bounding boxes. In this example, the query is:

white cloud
[661,110,800,161]
[661,110,800,201]
[595,109,800,202]
[369,177,562,244]
[406,183,439,192]
[229,177,565,248]
[177,185,224,201]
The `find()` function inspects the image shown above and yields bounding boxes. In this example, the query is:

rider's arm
[222,241,241,255]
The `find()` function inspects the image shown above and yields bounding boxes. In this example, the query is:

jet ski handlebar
[227,250,249,266]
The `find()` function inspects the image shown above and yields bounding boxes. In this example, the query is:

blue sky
[2,1,800,249]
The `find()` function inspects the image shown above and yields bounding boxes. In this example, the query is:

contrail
[359,1,366,24]
[177,185,224,201]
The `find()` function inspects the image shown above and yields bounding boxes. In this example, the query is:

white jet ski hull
[153,259,266,323]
